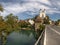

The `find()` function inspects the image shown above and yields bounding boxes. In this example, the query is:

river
[6,30,36,45]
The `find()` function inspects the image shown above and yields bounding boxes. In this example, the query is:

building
[28,19,34,25]
[34,9,46,31]
[58,21,60,26]
[49,20,52,24]
[39,9,46,19]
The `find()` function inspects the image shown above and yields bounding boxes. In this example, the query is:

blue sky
[0,0,60,21]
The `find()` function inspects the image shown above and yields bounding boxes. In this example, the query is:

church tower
[34,9,46,31]
[39,9,46,19]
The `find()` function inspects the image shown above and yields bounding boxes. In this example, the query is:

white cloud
[29,0,51,5]
[1,2,50,16]
[1,10,9,17]
[1,0,60,18]
[4,4,27,14]
[37,0,51,5]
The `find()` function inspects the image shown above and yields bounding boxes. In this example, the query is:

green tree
[0,16,7,45]
[43,16,50,24]
[0,14,20,45]
[0,4,4,16]
[18,20,30,28]
[5,13,20,31]
[55,19,60,25]
[0,4,4,12]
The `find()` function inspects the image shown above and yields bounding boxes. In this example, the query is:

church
[34,9,46,31]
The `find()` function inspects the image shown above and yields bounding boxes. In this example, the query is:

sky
[0,0,60,21]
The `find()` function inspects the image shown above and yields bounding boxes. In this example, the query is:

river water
[6,30,36,45]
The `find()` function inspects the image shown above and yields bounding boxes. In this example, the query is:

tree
[5,13,20,31]
[55,19,60,25]
[18,20,30,28]
[0,4,4,32]
[0,4,4,16]
[0,14,20,45]
[43,16,50,24]
[0,16,7,45]
[57,19,60,22]
[0,4,4,12]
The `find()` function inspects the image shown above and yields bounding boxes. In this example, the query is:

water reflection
[6,30,36,45]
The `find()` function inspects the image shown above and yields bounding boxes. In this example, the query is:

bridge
[35,25,60,45]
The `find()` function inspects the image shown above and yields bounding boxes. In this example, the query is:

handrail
[34,30,44,45]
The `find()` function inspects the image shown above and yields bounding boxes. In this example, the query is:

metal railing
[34,30,45,45]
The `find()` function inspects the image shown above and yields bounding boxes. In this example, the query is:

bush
[35,24,45,39]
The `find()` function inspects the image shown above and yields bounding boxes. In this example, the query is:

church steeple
[39,9,46,19]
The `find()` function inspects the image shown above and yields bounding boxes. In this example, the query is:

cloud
[0,0,60,20]
[1,10,9,17]
[4,4,26,14]
[1,1,50,15]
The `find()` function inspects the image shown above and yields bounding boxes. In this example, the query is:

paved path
[44,25,60,45]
